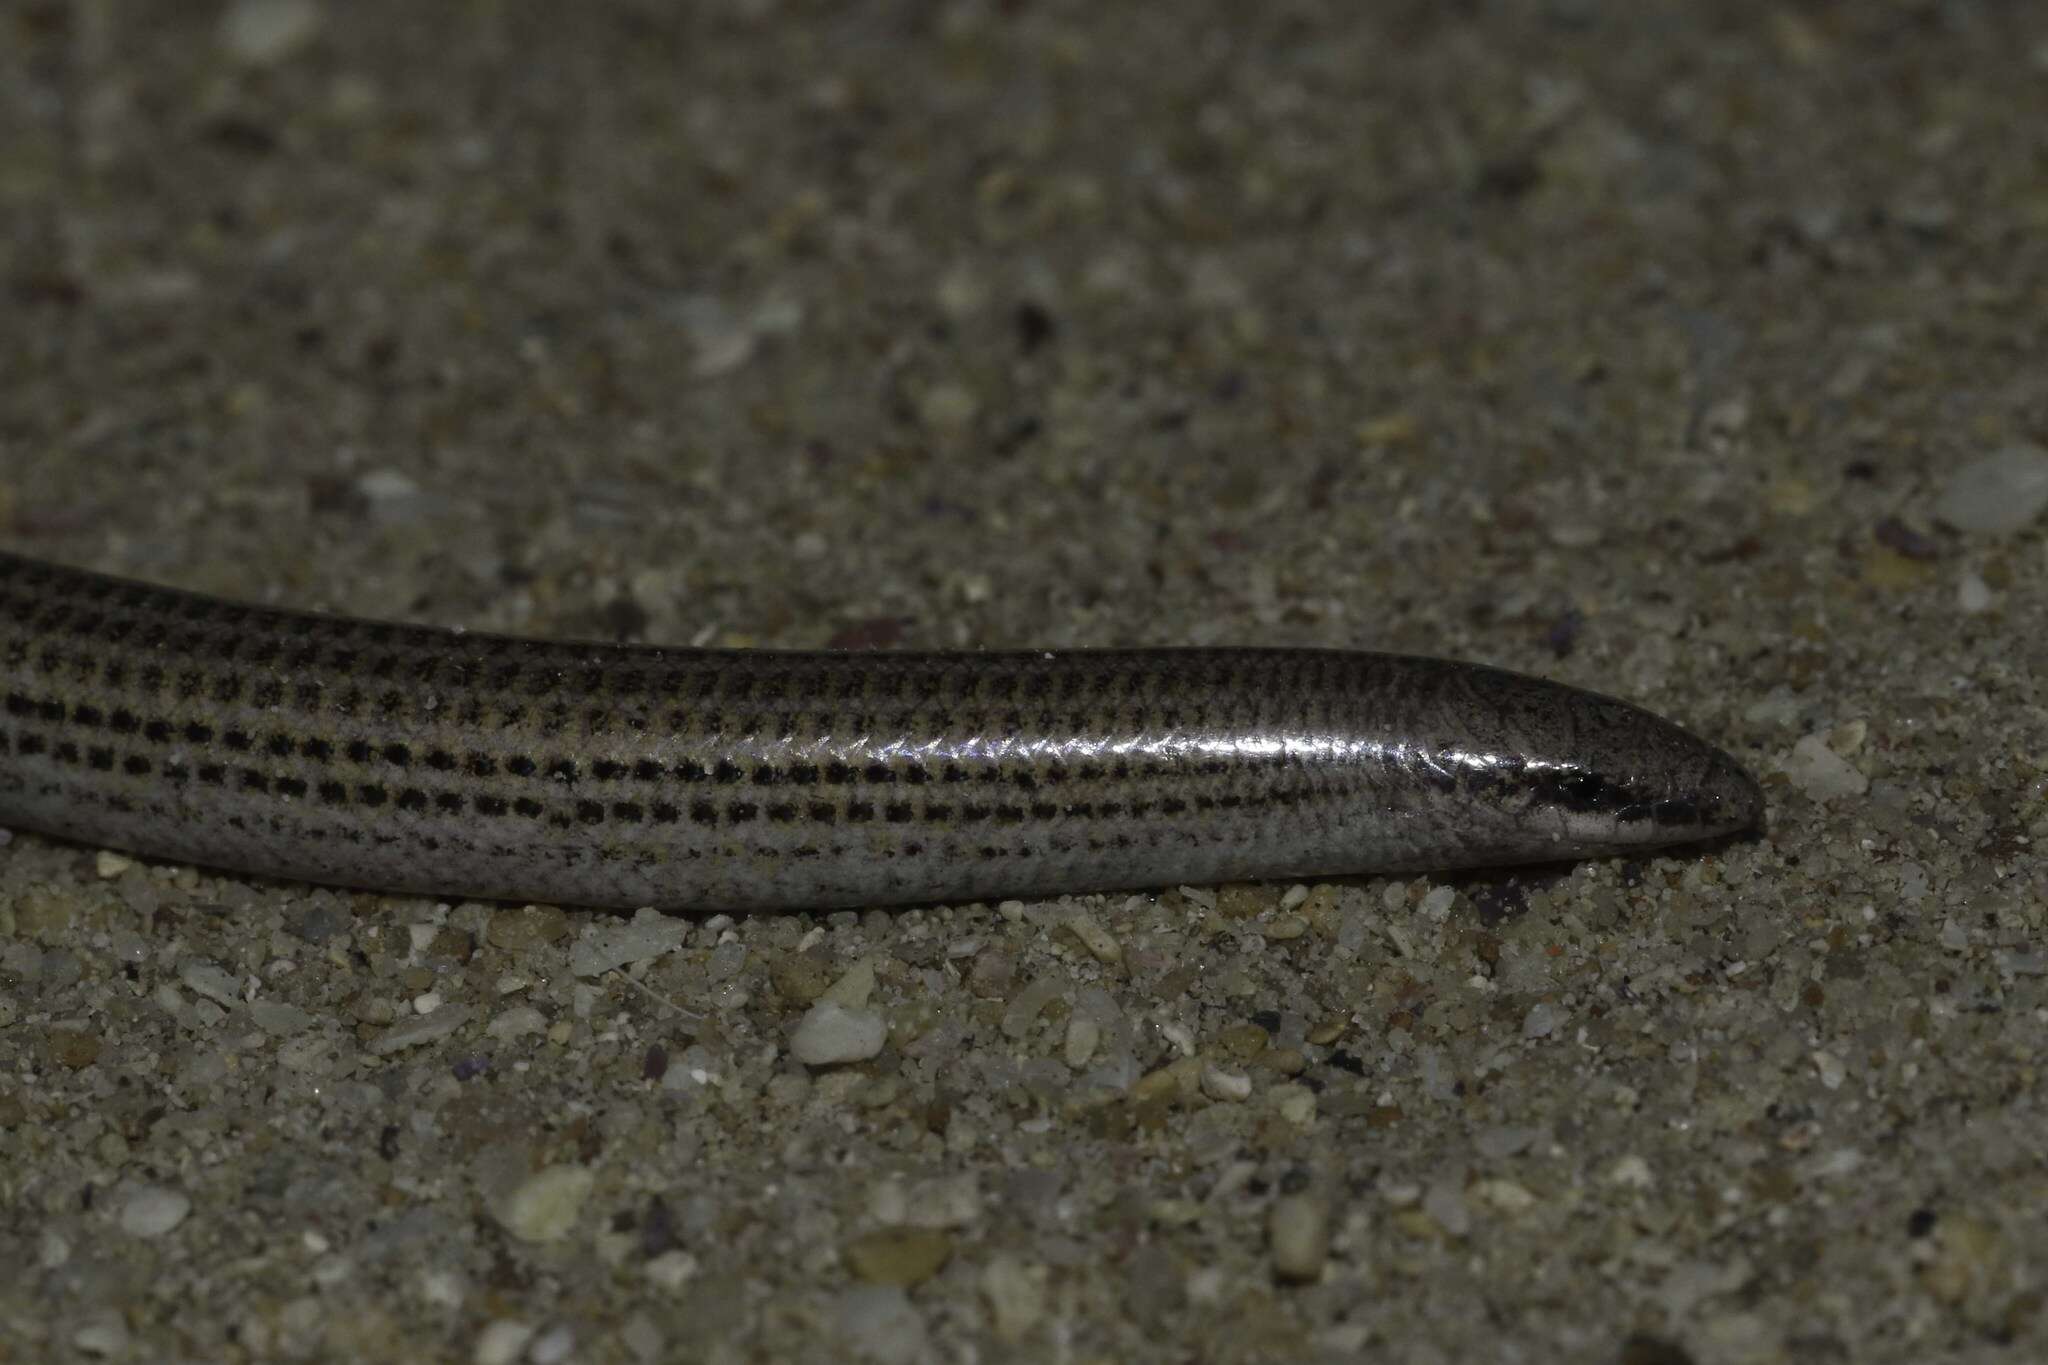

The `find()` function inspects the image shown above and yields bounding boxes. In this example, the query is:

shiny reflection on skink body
[0,550,1764,910]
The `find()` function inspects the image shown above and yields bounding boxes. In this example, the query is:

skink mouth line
[1398,745,1744,834]
[1527,767,1713,829]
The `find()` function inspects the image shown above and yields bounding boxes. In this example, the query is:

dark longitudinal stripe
[0,549,1763,910]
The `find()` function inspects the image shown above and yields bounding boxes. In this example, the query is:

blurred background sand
[3,3,2046,1360]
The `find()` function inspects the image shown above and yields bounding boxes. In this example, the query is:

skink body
[0,550,1762,909]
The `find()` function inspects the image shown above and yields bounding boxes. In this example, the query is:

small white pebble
[418,1269,465,1309]
[683,305,756,378]
[1474,1125,1540,1160]
[979,1255,1045,1343]
[413,991,443,1015]
[178,961,241,1006]
[867,1180,909,1225]
[1703,394,1751,437]
[498,1166,594,1243]
[645,1250,700,1291]
[486,1005,548,1042]
[527,1323,576,1365]
[1200,1064,1252,1103]
[119,1184,191,1238]
[917,382,980,433]
[996,900,1026,923]
[1473,1179,1537,1214]
[473,1320,533,1365]
[1608,1154,1655,1189]
[908,1174,982,1228]
[1957,571,1993,613]
[620,1313,663,1361]
[1812,1050,1846,1090]
[834,1285,928,1362]
[220,0,322,65]
[1158,1021,1196,1057]
[1418,885,1457,921]
[1148,1197,1203,1227]
[1802,1147,1864,1180]
[366,1003,473,1056]
[935,263,990,319]
[1269,1193,1330,1283]
[1063,1016,1100,1068]
[1379,1180,1422,1207]
[1063,912,1122,966]
[72,1312,130,1357]
[1779,733,1869,801]
[819,958,876,1009]
[1742,688,1803,728]
[789,1001,886,1066]
[1933,442,2048,534]
[1423,1174,1470,1237]
[1522,1002,1560,1039]
[1187,1265,1231,1306]
[568,907,688,978]
[1269,1083,1317,1126]
[1279,883,1310,910]
[94,850,133,879]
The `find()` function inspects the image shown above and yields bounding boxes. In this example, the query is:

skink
[0,550,1762,910]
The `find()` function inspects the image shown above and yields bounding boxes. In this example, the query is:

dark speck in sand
[1874,516,1940,560]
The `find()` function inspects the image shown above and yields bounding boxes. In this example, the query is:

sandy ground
[4,2,2047,1361]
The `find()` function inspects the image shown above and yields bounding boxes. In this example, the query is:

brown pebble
[46,1026,102,1070]
[1215,882,1271,920]
[968,947,1016,998]
[1213,1022,1269,1062]
[487,904,570,950]
[427,926,476,963]
[843,1227,953,1286]
[16,888,76,941]
[1919,1213,2006,1310]
[1252,1048,1306,1076]
[0,1091,26,1128]
[768,948,837,1005]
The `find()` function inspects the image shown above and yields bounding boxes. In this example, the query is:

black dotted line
[4,576,1347,729]
[4,620,1299,767]
[2,683,1281,800]
[0,707,1327,832]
